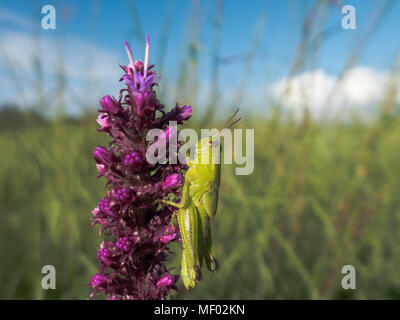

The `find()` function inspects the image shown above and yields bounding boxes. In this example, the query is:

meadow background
[1,0,400,299]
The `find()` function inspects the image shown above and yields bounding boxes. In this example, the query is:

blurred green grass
[2,105,400,299]
[1,0,400,300]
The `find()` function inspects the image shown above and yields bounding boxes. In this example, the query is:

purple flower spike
[89,37,188,300]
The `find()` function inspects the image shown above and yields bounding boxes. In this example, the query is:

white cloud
[0,7,125,115]
[0,29,123,115]
[268,67,399,120]
[1,8,398,121]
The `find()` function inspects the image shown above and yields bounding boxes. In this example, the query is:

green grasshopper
[162,109,241,289]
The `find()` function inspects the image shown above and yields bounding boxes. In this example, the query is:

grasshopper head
[186,108,240,167]
[188,135,221,166]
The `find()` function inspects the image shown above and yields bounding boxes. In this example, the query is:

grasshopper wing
[201,187,219,217]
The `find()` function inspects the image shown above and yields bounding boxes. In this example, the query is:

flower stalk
[90,36,192,300]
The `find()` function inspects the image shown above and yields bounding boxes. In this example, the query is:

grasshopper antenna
[218,107,241,131]
[212,108,241,139]
[222,107,239,128]
[226,116,241,129]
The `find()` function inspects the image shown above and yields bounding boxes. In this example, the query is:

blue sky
[0,0,399,116]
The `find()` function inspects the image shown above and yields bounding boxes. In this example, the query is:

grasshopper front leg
[161,199,182,208]
[161,199,181,228]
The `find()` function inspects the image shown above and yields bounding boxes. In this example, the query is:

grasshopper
[162,109,241,289]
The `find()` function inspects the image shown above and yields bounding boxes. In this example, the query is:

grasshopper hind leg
[179,203,203,289]
[203,216,219,272]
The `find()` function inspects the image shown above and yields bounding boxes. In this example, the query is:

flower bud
[100,95,119,113]
[92,207,100,218]
[93,146,115,166]
[160,230,177,244]
[116,237,133,253]
[156,274,174,288]
[98,198,114,216]
[177,105,192,121]
[114,188,133,205]
[161,174,182,191]
[124,152,143,169]
[97,248,114,265]
[96,164,106,176]
[91,274,108,288]
[97,113,111,131]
